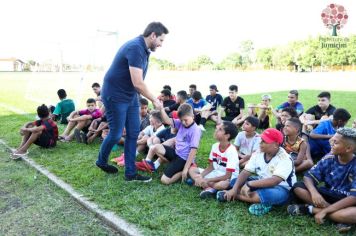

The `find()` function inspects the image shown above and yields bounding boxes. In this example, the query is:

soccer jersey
[79,108,102,119]
[305,154,356,197]
[173,119,201,160]
[206,94,223,111]
[277,102,304,115]
[222,96,245,119]
[309,119,336,157]
[245,148,296,190]
[208,143,239,179]
[53,99,75,124]
[234,131,261,155]
[282,136,304,154]
[306,105,336,121]
[142,124,165,137]
[187,98,207,109]
[33,118,58,146]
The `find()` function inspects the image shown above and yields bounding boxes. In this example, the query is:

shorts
[247,176,290,205]
[34,132,56,148]
[156,128,176,143]
[162,145,187,178]
[292,181,346,204]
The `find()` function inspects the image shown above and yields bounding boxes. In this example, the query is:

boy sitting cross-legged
[12,104,58,159]
[217,128,296,216]
[137,103,201,185]
[187,121,239,199]
[287,128,356,233]
[282,117,314,173]
[59,98,102,142]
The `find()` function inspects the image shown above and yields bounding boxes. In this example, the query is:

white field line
[0,103,142,236]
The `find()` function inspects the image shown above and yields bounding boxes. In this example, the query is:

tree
[321,4,348,36]
[239,40,254,68]
[218,53,242,70]
[186,55,213,70]
[256,48,275,69]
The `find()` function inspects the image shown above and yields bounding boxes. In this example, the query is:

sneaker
[185,178,195,186]
[141,160,156,173]
[249,203,272,216]
[199,188,217,199]
[135,161,148,171]
[96,163,118,174]
[216,191,227,202]
[112,154,125,166]
[287,204,309,216]
[74,129,82,143]
[125,174,152,182]
[336,223,352,233]
[198,124,206,132]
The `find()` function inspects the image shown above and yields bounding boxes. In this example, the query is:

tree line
[150,35,356,72]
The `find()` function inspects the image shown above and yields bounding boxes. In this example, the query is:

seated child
[276,107,298,132]
[218,128,296,216]
[84,115,108,144]
[234,116,261,168]
[12,104,58,159]
[51,89,75,124]
[160,89,176,108]
[59,98,102,142]
[165,90,188,116]
[288,128,356,233]
[282,118,313,173]
[136,110,165,154]
[199,84,223,129]
[187,91,207,127]
[309,108,351,160]
[247,94,273,129]
[219,85,245,127]
[276,90,304,117]
[188,121,239,199]
[300,91,336,133]
[137,104,201,185]
[157,85,177,102]
[140,98,150,131]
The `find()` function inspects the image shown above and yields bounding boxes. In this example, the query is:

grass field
[0,72,356,235]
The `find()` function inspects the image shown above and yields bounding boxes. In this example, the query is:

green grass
[0,146,116,235]
[1,74,356,235]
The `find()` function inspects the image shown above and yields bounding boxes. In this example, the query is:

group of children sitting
[10,83,356,233]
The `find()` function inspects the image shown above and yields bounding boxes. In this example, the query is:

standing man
[96,22,169,182]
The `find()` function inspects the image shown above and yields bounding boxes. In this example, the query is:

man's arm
[130,67,162,109]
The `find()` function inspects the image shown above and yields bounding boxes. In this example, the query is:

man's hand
[153,99,163,110]
[311,192,329,208]
[224,189,238,202]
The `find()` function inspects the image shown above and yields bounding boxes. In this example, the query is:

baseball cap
[261,128,283,145]
[209,84,218,92]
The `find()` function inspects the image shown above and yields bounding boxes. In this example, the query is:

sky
[1,0,355,65]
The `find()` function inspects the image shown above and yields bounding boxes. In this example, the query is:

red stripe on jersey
[226,168,235,172]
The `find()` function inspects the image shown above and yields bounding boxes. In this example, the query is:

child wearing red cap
[217,128,296,216]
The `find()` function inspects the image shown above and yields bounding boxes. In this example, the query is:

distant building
[0,58,25,71]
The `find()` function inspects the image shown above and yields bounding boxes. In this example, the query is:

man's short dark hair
[229,85,238,92]
[161,89,171,97]
[333,108,351,122]
[286,117,302,133]
[318,91,331,100]
[86,98,96,104]
[282,107,298,118]
[163,85,172,91]
[37,104,49,119]
[150,110,162,123]
[140,98,149,106]
[192,91,202,100]
[222,121,238,141]
[177,90,188,101]
[189,84,197,90]
[57,89,67,99]
[178,104,194,118]
[92,83,100,88]
[143,22,169,37]
[289,90,299,97]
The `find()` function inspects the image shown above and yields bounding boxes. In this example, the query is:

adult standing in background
[96,22,169,182]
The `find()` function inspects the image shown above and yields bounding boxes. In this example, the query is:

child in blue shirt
[288,127,356,233]
[309,108,351,160]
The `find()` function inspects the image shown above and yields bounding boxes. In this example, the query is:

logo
[321,4,348,36]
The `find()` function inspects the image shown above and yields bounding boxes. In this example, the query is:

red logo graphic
[321,4,348,36]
